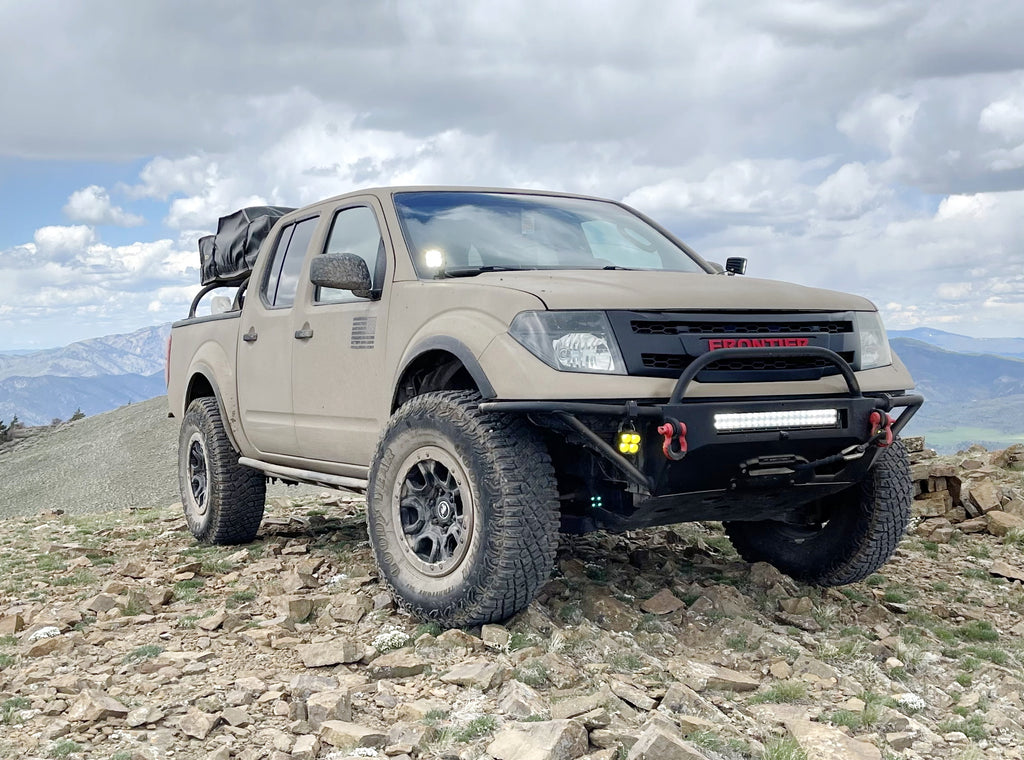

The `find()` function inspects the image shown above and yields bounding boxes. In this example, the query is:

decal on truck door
[351,316,377,349]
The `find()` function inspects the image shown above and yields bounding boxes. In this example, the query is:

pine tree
[70,408,86,421]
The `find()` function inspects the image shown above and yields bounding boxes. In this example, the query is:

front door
[291,200,391,467]
[236,214,320,457]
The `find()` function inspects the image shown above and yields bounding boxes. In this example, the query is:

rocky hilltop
[2,442,1024,760]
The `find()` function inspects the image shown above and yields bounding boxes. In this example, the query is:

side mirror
[725,257,747,275]
[310,253,373,299]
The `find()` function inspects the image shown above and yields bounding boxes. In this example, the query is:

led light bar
[713,409,840,432]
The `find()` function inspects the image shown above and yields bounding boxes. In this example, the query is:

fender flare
[186,367,244,454]
[393,337,497,409]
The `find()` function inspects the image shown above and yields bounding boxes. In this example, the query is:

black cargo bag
[199,206,295,286]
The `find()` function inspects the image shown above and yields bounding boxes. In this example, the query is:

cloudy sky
[2,0,1024,350]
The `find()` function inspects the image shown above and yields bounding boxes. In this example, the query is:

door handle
[294,322,314,340]
[242,327,258,343]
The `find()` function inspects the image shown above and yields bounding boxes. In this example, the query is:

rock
[770,661,793,679]
[785,718,881,760]
[988,510,1024,536]
[0,612,25,634]
[126,705,166,727]
[779,597,814,615]
[298,640,361,667]
[305,690,352,728]
[291,735,320,760]
[670,659,759,692]
[886,732,915,750]
[277,595,314,623]
[440,658,507,690]
[958,516,989,533]
[197,607,228,631]
[903,436,925,452]
[610,680,656,710]
[387,721,437,752]
[368,649,430,679]
[85,593,118,613]
[436,628,484,651]
[551,690,608,719]
[497,679,550,719]
[989,559,1024,582]
[627,723,711,760]
[969,480,1002,513]
[220,706,251,727]
[179,707,219,740]
[319,720,387,748]
[396,698,449,722]
[640,589,684,615]
[482,623,511,649]
[913,491,951,517]
[65,689,129,722]
[487,719,588,760]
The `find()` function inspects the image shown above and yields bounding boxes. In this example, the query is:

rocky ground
[2,442,1024,760]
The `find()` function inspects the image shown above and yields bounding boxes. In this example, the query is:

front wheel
[367,391,560,627]
[178,397,266,544]
[724,439,912,586]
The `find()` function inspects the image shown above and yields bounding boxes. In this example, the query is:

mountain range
[2,322,1023,453]
[0,324,170,426]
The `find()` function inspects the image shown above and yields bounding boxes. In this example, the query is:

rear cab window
[261,216,320,308]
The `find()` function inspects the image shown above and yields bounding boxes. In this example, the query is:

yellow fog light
[618,431,641,455]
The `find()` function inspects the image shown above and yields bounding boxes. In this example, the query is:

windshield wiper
[442,266,536,278]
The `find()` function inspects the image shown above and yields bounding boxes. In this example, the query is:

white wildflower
[894,692,926,711]
[372,625,411,653]
[28,626,61,641]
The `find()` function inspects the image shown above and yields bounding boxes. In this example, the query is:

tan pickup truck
[167,186,922,626]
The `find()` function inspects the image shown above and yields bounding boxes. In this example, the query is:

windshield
[393,191,706,277]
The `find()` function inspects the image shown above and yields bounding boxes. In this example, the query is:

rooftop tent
[198,206,296,286]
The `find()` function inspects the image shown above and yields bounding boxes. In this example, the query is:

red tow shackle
[868,410,894,447]
[657,418,688,461]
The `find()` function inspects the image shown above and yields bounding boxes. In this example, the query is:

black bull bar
[479,347,923,524]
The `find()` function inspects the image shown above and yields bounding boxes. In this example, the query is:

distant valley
[1,323,1022,453]
[0,324,170,426]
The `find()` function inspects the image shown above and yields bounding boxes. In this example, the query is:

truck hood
[477,270,877,312]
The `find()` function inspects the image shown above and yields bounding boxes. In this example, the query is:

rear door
[291,198,392,467]
[236,214,320,456]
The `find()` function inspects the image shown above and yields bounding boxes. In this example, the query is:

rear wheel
[367,391,560,627]
[724,439,912,586]
[178,397,266,544]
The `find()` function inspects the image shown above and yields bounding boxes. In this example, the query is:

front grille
[632,320,853,335]
[610,310,860,382]
[641,352,856,373]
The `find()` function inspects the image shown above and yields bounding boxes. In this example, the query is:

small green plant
[0,634,17,647]
[956,672,973,687]
[178,615,200,629]
[1004,528,1024,548]
[763,735,808,760]
[932,580,950,592]
[422,709,449,725]
[749,681,807,704]
[0,654,15,669]
[173,578,205,603]
[828,709,861,730]
[414,621,442,638]
[938,714,986,741]
[123,644,163,664]
[882,587,910,604]
[725,633,750,651]
[48,739,81,758]
[958,620,999,642]
[967,543,991,559]
[447,715,497,742]
[2,697,31,725]
[507,631,536,651]
[964,644,1008,665]
[227,589,257,608]
[608,650,644,672]
[514,661,550,687]
[865,574,886,587]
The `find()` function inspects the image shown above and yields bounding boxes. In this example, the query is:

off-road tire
[367,391,560,627]
[178,397,266,544]
[723,438,912,586]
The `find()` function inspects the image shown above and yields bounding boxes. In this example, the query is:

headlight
[509,311,626,374]
[854,311,892,370]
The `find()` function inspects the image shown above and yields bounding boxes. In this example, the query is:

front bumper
[479,347,923,528]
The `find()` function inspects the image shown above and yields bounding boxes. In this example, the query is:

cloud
[63,185,144,226]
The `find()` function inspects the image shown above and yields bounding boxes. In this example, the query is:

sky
[1,0,1024,350]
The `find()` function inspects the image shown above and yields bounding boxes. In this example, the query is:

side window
[262,216,319,308]
[317,206,385,303]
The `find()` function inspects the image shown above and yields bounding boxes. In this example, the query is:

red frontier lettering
[706,337,810,351]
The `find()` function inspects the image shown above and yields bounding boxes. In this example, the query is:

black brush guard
[479,347,923,529]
